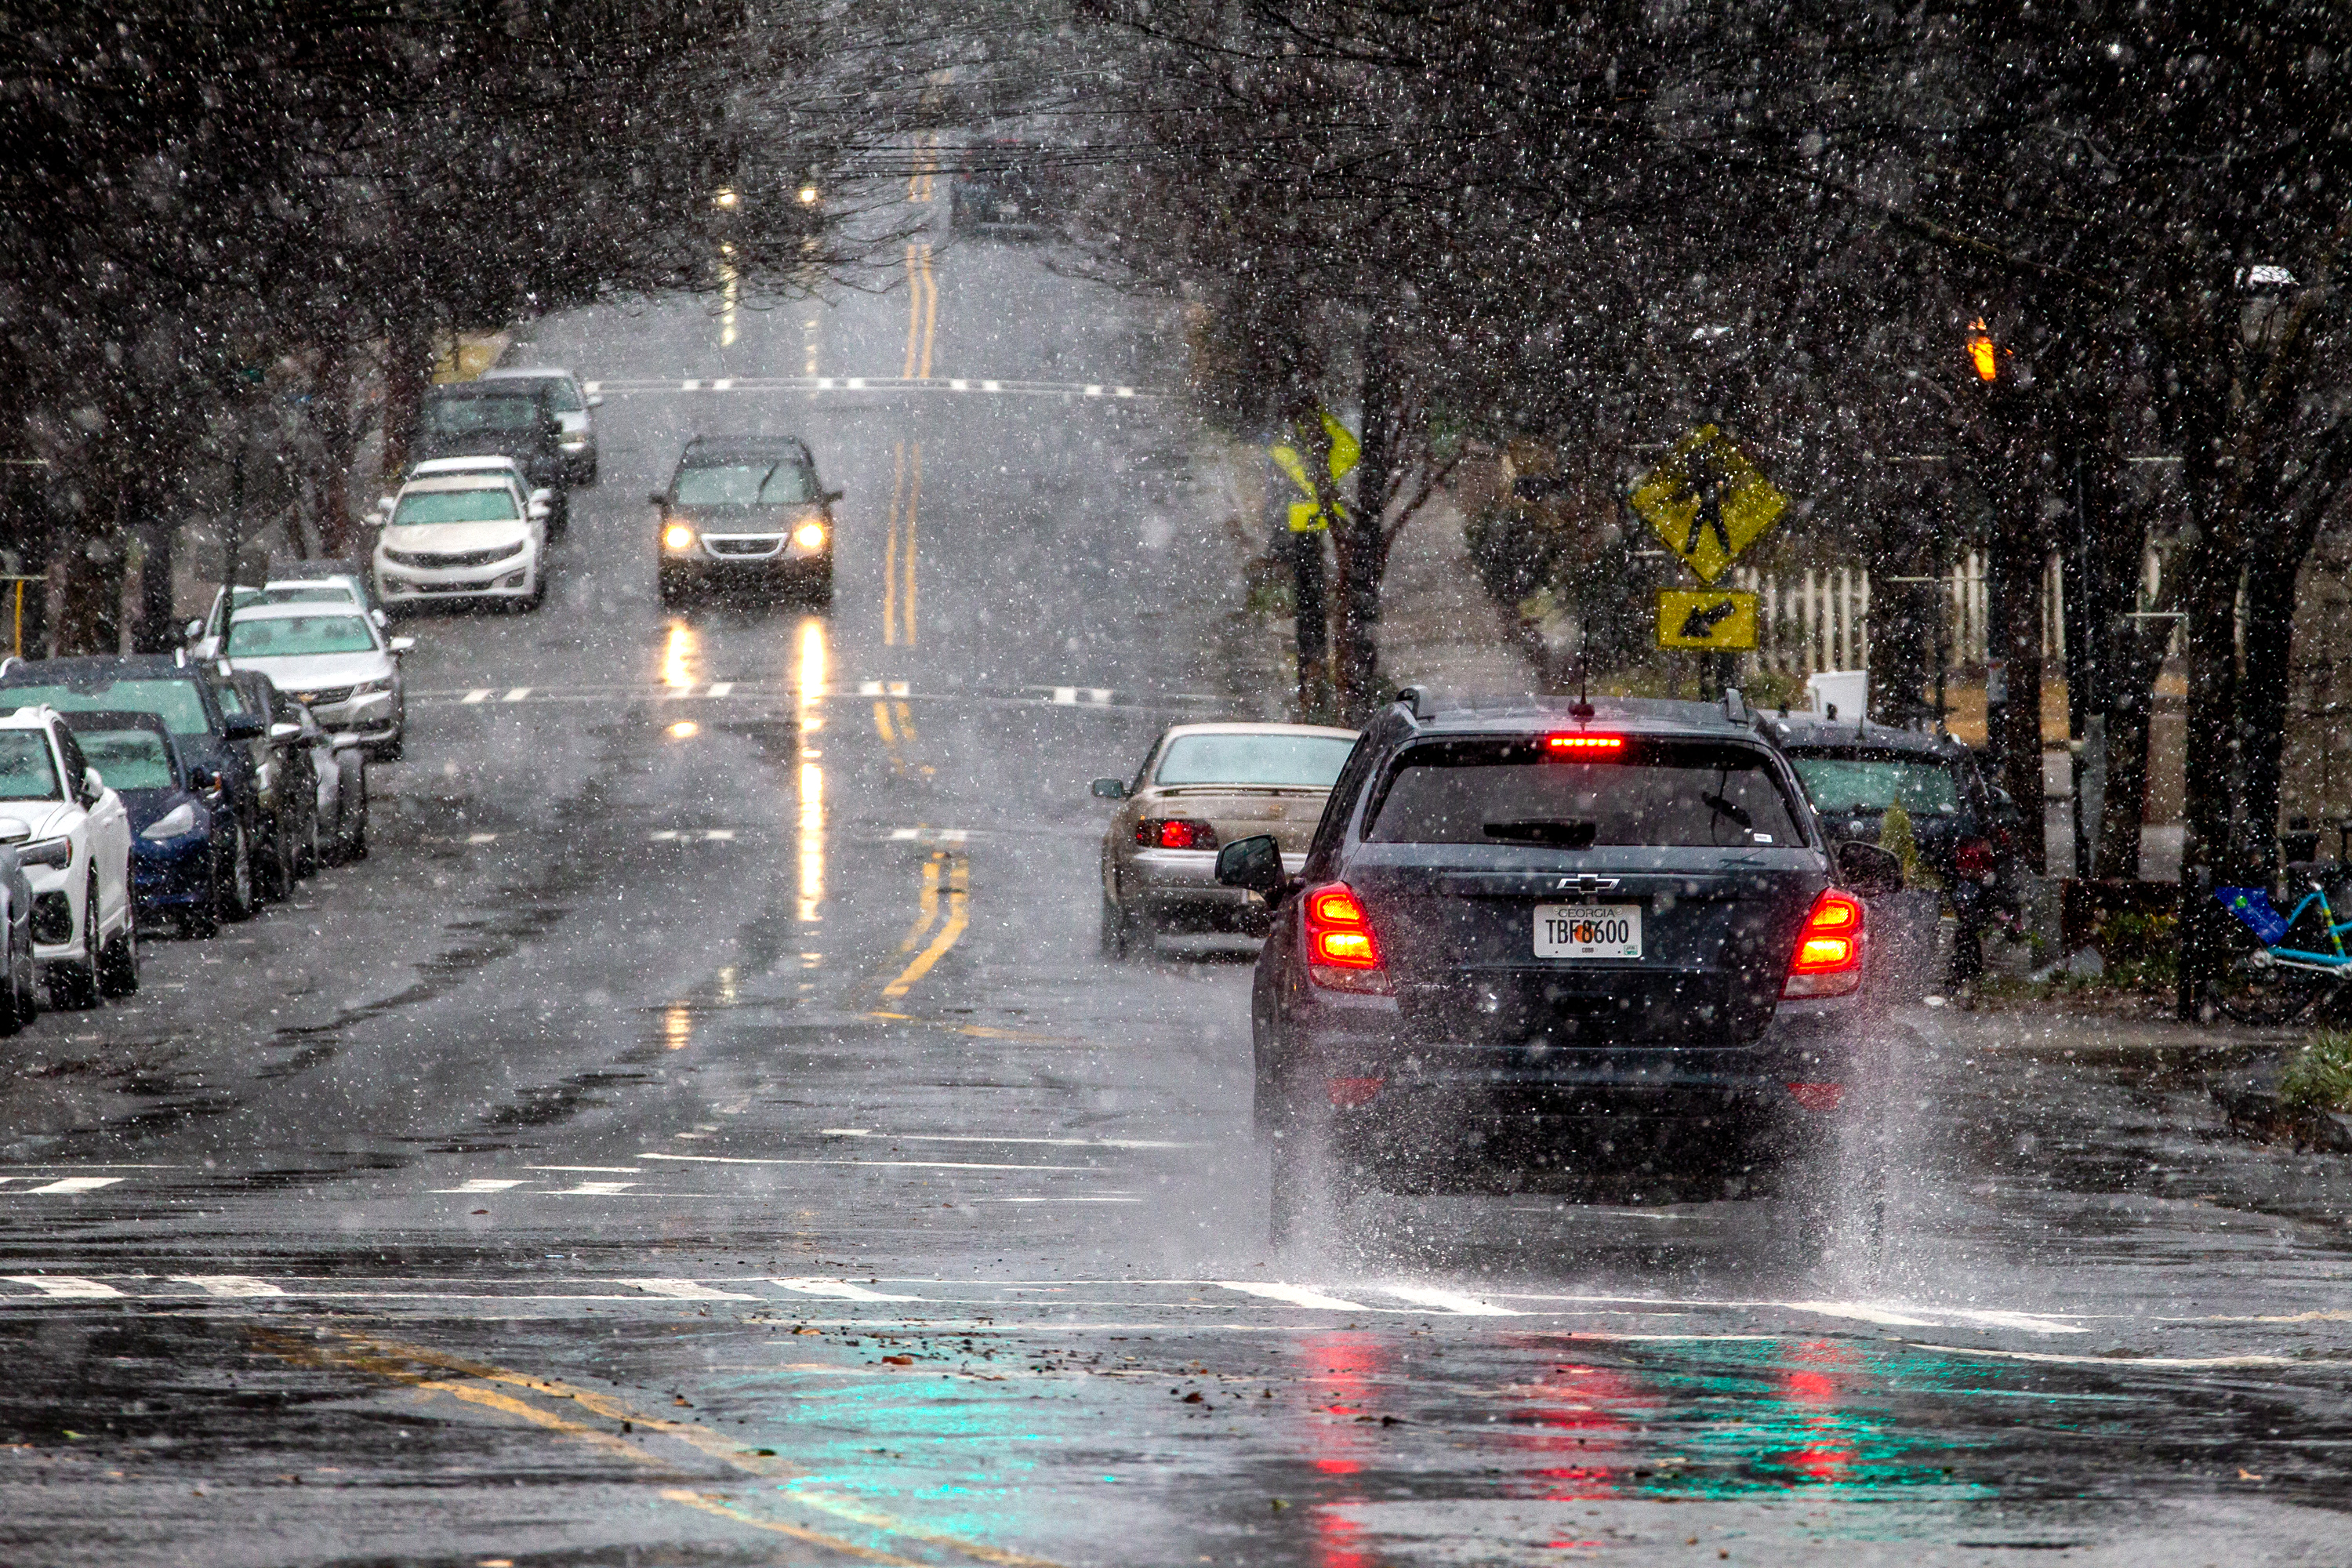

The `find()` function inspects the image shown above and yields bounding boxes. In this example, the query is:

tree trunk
[381,318,433,480]
[2174,535,2242,1016]
[1335,315,1396,721]
[1989,524,2047,873]
[2096,624,2167,880]
[2237,551,2301,877]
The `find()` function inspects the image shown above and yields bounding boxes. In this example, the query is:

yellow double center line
[902,241,937,379]
[883,438,921,645]
[883,849,968,999]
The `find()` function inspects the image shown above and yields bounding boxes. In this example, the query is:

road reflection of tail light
[1327,1076,1384,1107]
[1782,889,1864,997]
[1955,835,1994,882]
[1787,1081,1845,1111]
[1306,883,1391,993]
[1137,818,1218,850]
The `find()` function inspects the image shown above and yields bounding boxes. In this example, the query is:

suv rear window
[1363,737,1802,848]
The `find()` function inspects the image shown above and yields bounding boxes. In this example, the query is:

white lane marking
[466,833,498,845]
[1784,1300,1947,1327]
[888,827,917,840]
[170,1276,285,1298]
[1050,687,1076,704]
[706,681,734,697]
[819,1130,1192,1149]
[524,1166,641,1174]
[887,828,967,844]
[681,379,702,391]
[651,829,679,840]
[20,1177,124,1194]
[981,1196,1143,1204]
[462,689,492,703]
[639,1152,1092,1172]
[1090,688,1112,704]
[1115,386,1136,398]
[949,379,971,390]
[1216,1282,1372,1312]
[1915,1344,2310,1369]
[815,376,837,390]
[550,1181,638,1196]
[4,1276,122,1298]
[1083,384,1104,397]
[582,380,601,395]
[623,1278,760,1301]
[771,1278,925,1302]
[981,379,1002,392]
[502,687,531,702]
[703,829,736,842]
[1382,1285,1525,1317]
[433,1178,525,1193]
[846,376,868,390]
[1937,1308,2089,1335]
[711,377,735,391]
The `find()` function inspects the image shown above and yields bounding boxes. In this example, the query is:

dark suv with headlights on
[652,436,840,606]
[1216,691,1901,1243]
[1764,713,2027,989]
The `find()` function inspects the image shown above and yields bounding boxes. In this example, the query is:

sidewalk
[1373,495,1539,695]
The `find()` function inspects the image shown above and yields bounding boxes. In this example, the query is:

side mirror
[528,500,551,521]
[268,722,303,742]
[389,636,416,654]
[376,495,397,516]
[1214,834,1288,899]
[190,768,221,794]
[82,766,104,802]
[1834,840,1904,898]
[223,713,266,741]
[648,492,670,508]
[0,821,27,844]
[586,394,604,409]
[372,608,387,628]
[184,618,205,641]
[822,488,844,505]
[1090,778,1128,800]
[529,488,554,506]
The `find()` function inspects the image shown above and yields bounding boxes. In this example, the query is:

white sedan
[372,469,552,611]
[0,706,136,1007]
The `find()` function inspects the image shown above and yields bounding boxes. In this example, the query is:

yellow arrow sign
[1631,426,1787,583]
[1269,411,1360,533]
[1656,589,1759,650]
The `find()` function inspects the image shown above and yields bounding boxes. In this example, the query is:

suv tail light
[1305,882,1392,994]
[1137,818,1219,851]
[1955,836,1994,882]
[1783,888,1865,998]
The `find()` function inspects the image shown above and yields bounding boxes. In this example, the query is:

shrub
[2281,1032,2352,1114]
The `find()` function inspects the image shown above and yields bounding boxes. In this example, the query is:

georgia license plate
[1534,903,1642,959]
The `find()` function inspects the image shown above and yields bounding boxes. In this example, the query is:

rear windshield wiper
[1483,819,1597,848]
[1701,791,1753,829]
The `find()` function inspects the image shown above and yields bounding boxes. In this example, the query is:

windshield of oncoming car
[76,729,174,791]
[1788,754,1962,815]
[226,615,378,657]
[0,731,61,800]
[393,487,520,525]
[1365,738,1803,848]
[1155,733,1357,789]
[673,460,818,506]
[494,375,583,412]
[1,680,212,737]
[423,396,543,435]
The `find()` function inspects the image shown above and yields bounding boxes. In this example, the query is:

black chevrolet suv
[1216,691,1900,1241]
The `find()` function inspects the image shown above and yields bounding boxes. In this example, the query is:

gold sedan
[1091,722,1359,959]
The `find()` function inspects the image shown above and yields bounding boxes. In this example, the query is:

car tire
[808,563,835,606]
[48,877,101,1011]
[373,734,404,766]
[1098,892,1132,960]
[261,815,297,902]
[0,924,25,1037]
[659,568,690,608]
[222,821,258,922]
[298,798,323,877]
[97,905,138,998]
[337,756,368,862]
[183,891,220,940]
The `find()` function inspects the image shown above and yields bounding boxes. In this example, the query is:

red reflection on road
[1296,1332,1388,1565]
[1773,1339,1857,1484]
[1493,1337,1646,1500]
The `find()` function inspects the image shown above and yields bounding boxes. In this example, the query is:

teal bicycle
[2212,883,2352,1025]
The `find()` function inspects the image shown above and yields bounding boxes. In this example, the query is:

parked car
[269,688,367,866]
[1091,723,1359,958]
[221,668,318,898]
[216,598,410,762]
[1215,691,1901,1243]
[652,435,838,606]
[191,564,384,655]
[0,843,38,1033]
[0,654,264,925]
[413,380,571,535]
[480,365,601,485]
[0,705,137,1007]
[372,464,552,612]
[63,710,236,937]
[1762,713,2027,989]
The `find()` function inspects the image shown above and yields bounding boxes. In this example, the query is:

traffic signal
[1966,318,1999,383]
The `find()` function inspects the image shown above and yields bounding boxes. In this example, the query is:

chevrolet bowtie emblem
[1557,874,1621,894]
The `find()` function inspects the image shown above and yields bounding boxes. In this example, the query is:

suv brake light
[1544,734,1624,754]
[1305,882,1391,993]
[1783,888,1865,998]
[1137,818,1218,851]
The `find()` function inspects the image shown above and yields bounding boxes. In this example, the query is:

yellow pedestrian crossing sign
[1631,426,1787,583]
[1269,411,1359,533]
[1656,589,1759,650]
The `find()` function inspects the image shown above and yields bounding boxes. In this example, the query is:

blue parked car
[60,710,238,938]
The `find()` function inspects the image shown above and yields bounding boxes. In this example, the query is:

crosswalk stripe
[623,1279,760,1301]
[1214,1282,1370,1312]
[20,1177,123,1194]
[462,689,491,703]
[433,1178,524,1194]
[171,1276,285,1298]
[1382,1285,1524,1317]
[770,1278,925,1303]
[706,681,734,697]
[502,687,530,702]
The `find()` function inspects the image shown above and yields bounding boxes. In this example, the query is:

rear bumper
[1121,848,1305,931]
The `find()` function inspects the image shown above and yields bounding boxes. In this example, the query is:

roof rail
[1394,685,1436,720]
[1722,688,1749,724]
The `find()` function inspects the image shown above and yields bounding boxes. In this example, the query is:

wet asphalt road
[4,216,2352,1567]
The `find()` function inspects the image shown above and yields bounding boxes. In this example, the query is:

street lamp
[1965,318,1999,383]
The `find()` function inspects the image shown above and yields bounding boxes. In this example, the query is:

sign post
[1269,411,1360,723]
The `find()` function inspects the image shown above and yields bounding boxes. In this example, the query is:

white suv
[372,464,552,610]
[0,706,136,1007]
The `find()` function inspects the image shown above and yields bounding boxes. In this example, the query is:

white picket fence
[1733,549,2169,678]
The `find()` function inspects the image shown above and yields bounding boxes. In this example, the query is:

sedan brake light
[1783,888,1865,998]
[1305,882,1391,993]
[1137,818,1218,851]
